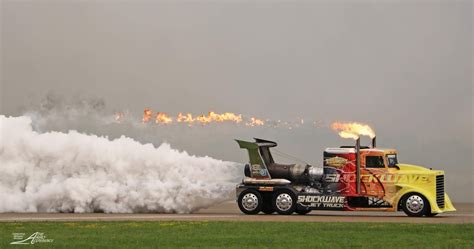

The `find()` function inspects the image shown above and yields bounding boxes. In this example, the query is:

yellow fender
[393,184,455,213]
[442,194,456,213]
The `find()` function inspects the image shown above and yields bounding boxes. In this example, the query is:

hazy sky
[1,0,472,202]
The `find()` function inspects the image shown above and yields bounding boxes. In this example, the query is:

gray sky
[1,0,472,202]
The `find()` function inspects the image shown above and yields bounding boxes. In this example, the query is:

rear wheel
[238,190,263,215]
[401,193,429,217]
[273,190,297,215]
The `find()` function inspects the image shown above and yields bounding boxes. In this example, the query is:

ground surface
[0,202,472,224]
[1,221,473,248]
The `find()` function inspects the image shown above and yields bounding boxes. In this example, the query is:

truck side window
[387,154,398,167]
[366,156,385,168]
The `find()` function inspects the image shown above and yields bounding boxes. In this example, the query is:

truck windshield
[387,154,398,168]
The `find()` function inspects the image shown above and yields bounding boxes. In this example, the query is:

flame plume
[246,117,265,127]
[142,109,153,123]
[137,108,329,129]
[155,112,173,124]
[330,122,376,140]
[142,109,254,126]
[177,113,195,124]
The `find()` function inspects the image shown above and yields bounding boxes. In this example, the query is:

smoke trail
[22,93,126,133]
[0,115,241,213]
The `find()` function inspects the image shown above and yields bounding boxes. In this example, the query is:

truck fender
[393,184,438,213]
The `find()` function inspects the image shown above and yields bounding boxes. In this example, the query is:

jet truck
[235,137,455,216]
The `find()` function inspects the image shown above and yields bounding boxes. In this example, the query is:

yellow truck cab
[323,146,456,216]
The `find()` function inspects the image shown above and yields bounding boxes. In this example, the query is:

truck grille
[436,175,445,208]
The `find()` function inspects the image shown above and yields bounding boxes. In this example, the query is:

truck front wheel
[273,190,297,215]
[238,189,263,215]
[401,193,429,217]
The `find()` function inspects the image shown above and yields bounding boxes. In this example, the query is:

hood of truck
[396,163,443,175]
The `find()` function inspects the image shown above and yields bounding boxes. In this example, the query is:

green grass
[0,221,472,249]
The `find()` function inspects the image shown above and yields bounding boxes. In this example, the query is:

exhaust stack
[356,137,361,194]
[372,136,376,148]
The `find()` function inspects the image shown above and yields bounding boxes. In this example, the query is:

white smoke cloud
[0,115,242,213]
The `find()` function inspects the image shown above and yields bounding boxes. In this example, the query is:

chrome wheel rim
[241,193,258,211]
[406,195,424,213]
[276,193,293,211]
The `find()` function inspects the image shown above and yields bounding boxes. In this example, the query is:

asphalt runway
[0,202,472,224]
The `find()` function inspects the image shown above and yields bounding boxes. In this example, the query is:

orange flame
[177,113,195,124]
[208,112,243,123]
[122,108,332,130]
[115,112,124,122]
[154,111,245,125]
[195,114,212,124]
[246,117,265,127]
[330,122,375,140]
[155,112,173,124]
[142,108,153,123]
[141,108,270,127]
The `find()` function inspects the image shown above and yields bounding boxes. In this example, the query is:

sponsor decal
[251,164,269,178]
[322,174,431,184]
[258,186,274,191]
[325,156,348,168]
[11,232,53,245]
[297,195,345,209]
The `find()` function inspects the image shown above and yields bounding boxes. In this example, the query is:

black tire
[401,193,429,217]
[295,209,311,215]
[238,189,263,215]
[272,190,297,215]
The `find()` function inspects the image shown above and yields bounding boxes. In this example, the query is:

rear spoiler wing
[235,138,277,179]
